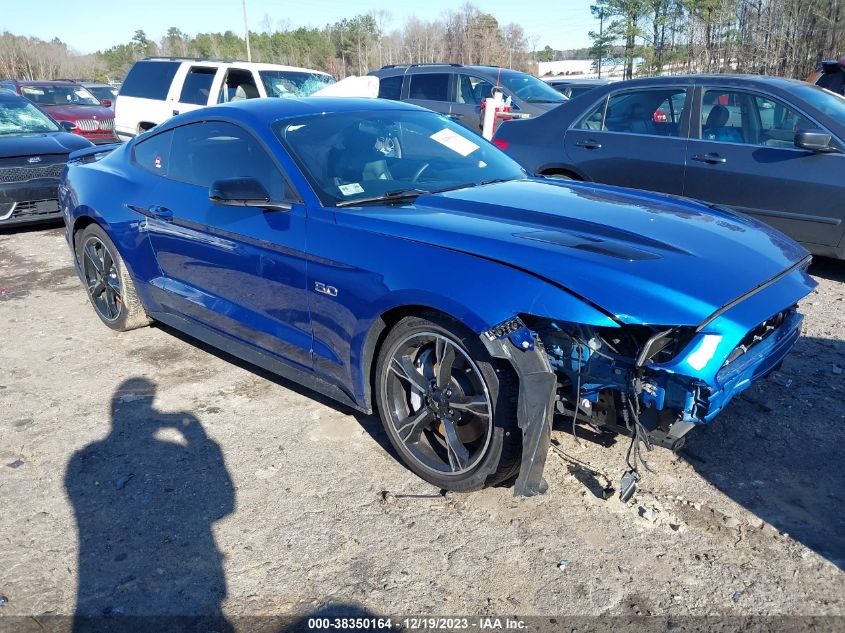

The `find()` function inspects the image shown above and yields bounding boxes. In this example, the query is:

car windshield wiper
[429,178,513,195]
[335,188,430,207]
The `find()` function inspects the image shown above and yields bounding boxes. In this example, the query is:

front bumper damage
[481,322,556,497]
[484,257,816,497]
[0,179,62,226]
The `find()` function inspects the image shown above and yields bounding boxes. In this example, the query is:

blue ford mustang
[60,97,816,497]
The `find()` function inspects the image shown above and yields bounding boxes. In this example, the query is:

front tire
[375,313,520,491]
[76,224,149,332]
[542,171,577,181]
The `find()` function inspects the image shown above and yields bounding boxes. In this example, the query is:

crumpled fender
[481,322,557,496]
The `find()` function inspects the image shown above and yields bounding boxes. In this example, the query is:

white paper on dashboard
[338,183,365,195]
[430,128,479,157]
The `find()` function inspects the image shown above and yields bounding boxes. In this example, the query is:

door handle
[172,110,180,116]
[692,153,727,164]
[126,203,173,221]
[447,112,464,119]
[575,140,602,150]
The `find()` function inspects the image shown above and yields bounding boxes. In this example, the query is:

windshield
[497,71,566,103]
[0,100,60,135]
[274,110,527,206]
[20,84,101,106]
[85,86,118,102]
[791,82,845,124]
[259,71,335,98]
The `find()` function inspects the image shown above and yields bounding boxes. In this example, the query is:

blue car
[60,97,815,496]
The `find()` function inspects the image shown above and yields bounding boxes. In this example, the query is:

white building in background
[537,58,642,80]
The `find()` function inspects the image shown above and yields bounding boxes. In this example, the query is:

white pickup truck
[114,58,335,141]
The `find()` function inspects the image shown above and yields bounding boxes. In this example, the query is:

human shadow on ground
[65,377,236,632]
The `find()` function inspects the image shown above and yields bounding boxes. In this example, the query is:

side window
[217,69,260,103]
[701,90,748,143]
[577,98,607,130]
[599,88,687,136]
[408,73,450,102]
[755,95,816,147]
[168,121,295,202]
[179,67,217,105]
[119,61,180,100]
[455,75,494,105]
[377,75,403,100]
[132,129,173,176]
[654,92,687,125]
[700,89,816,146]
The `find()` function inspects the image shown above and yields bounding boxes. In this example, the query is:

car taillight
[492,138,509,150]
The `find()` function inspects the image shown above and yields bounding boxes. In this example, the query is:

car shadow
[152,322,399,467]
[151,324,845,571]
[0,219,63,235]
[679,334,845,571]
[808,255,845,282]
[64,377,236,631]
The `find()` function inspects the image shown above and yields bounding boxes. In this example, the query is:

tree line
[589,0,844,80]
[0,3,533,83]
[2,1,839,85]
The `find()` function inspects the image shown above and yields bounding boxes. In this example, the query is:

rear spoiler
[821,60,842,74]
[68,142,122,165]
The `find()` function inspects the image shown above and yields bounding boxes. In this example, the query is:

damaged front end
[481,258,813,498]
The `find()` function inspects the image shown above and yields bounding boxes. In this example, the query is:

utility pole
[597,8,605,79]
[242,0,252,61]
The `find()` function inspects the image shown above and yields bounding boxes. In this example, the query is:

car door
[564,86,691,194]
[139,120,312,370]
[450,74,496,132]
[405,72,454,117]
[683,86,845,248]
[172,65,220,117]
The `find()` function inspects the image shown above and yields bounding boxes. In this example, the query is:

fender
[332,235,622,410]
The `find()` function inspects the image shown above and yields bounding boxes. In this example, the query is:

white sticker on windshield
[430,128,479,157]
[338,182,364,196]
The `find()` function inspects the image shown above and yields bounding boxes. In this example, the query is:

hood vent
[516,229,662,261]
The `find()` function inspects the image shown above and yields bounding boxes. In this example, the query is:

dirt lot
[1,226,844,628]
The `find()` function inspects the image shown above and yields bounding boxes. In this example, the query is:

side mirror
[209,177,290,210]
[60,120,77,132]
[101,99,112,108]
[794,130,837,152]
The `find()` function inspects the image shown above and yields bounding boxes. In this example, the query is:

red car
[0,80,117,144]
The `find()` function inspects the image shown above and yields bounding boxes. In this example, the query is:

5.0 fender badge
[314,282,338,297]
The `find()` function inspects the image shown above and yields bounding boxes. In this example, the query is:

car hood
[338,180,811,326]
[0,132,92,159]
[40,104,114,121]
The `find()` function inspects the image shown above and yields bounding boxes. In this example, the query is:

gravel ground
[0,226,844,628]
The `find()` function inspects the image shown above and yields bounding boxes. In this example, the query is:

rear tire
[76,224,149,332]
[375,313,520,491]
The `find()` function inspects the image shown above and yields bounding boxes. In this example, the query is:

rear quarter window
[377,75,404,100]
[132,129,173,176]
[119,61,181,100]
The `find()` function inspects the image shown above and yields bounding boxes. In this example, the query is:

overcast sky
[2,0,597,54]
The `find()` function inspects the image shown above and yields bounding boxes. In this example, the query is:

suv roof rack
[379,63,464,69]
[143,56,242,63]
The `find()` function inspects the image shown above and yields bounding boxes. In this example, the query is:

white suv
[114,58,335,141]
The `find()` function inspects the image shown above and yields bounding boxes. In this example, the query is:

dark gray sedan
[493,75,845,260]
